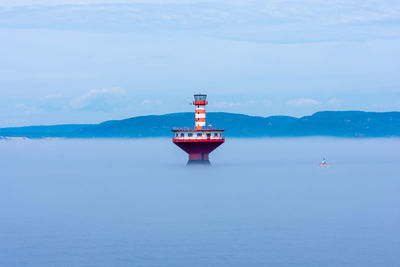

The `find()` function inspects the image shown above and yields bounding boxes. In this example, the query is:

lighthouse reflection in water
[172,94,225,165]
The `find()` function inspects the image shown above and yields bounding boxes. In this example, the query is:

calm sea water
[0,138,399,267]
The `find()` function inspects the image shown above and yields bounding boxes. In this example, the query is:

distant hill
[1,111,399,138]
[0,124,92,138]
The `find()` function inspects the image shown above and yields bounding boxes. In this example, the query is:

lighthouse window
[194,95,207,101]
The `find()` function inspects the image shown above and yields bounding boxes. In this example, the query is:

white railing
[173,135,224,141]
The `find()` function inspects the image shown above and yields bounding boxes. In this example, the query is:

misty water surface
[0,138,399,267]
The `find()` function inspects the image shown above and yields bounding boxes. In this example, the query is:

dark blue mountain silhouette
[1,111,399,138]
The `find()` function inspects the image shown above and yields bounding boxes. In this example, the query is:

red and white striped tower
[194,94,207,130]
[172,94,225,165]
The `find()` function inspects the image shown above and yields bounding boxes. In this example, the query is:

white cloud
[213,101,242,108]
[327,98,342,106]
[71,87,127,111]
[141,100,163,106]
[40,93,68,111]
[14,104,39,115]
[43,93,63,100]
[262,99,272,105]
[0,0,189,7]
[286,98,320,107]
[213,99,272,108]
[370,102,400,110]
[1,0,399,43]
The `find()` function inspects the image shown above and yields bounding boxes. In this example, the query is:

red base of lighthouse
[173,139,224,165]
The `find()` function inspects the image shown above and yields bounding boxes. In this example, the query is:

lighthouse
[173,94,225,165]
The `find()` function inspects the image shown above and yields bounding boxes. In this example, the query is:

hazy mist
[1,138,399,266]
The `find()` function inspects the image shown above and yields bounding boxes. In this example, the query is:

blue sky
[1,0,399,126]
